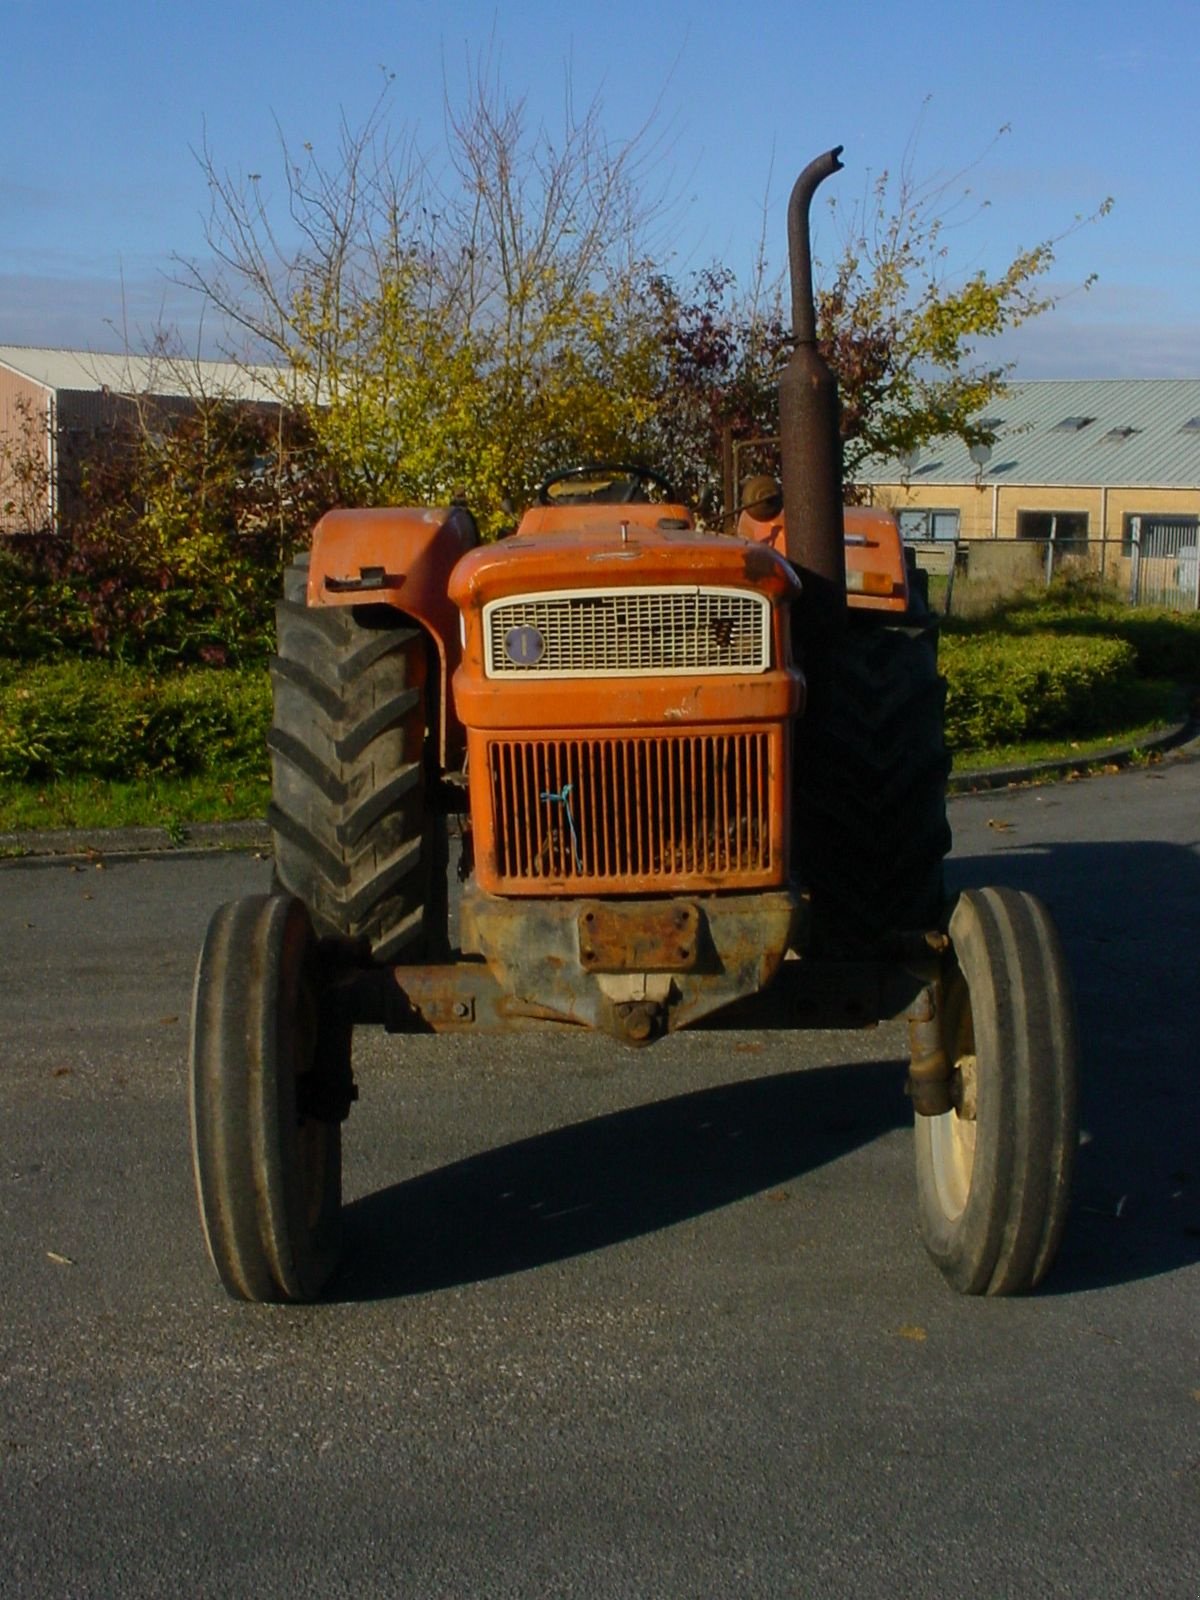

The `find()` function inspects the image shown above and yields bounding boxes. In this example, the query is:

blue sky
[4,0,1198,377]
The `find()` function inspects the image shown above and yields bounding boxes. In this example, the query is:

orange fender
[306,505,479,767]
[736,504,911,613]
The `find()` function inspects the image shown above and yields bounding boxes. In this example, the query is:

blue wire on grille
[539,781,583,872]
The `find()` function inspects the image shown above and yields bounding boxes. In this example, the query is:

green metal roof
[855,379,1200,490]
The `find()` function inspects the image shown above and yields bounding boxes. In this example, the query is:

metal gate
[1129,516,1200,609]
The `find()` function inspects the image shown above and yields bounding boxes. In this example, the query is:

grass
[1,579,1194,838]
[0,773,271,836]
[1,696,1185,840]
[952,715,1179,774]
[950,678,1183,771]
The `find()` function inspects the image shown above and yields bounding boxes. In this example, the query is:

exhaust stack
[779,146,846,623]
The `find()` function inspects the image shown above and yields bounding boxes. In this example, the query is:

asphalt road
[2,761,1198,1598]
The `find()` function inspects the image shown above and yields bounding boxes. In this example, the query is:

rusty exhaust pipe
[779,146,846,630]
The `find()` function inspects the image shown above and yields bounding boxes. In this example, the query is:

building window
[1016,511,1089,543]
[898,508,960,541]
[1122,513,1200,557]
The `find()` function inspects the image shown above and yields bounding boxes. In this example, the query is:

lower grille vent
[485,731,777,889]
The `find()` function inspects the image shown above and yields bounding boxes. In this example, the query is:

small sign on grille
[504,624,545,665]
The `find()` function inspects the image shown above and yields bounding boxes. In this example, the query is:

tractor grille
[484,587,770,678]
[484,730,779,890]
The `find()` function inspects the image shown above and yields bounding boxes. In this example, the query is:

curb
[947,712,1200,794]
[0,818,271,869]
[3,718,1199,868]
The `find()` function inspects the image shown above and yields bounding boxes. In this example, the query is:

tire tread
[269,565,432,959]
[188,895,344,1303]
[795,616,951,953]
[915,886,1079,1295]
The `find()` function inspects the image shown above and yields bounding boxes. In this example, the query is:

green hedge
[0,626,1169,786]
[945,580,1200,683]
[0,661,271,784]
[1007,606,1200,682]
[940,631,1140,750]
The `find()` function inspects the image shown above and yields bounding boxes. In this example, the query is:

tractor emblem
[505,624,546,665]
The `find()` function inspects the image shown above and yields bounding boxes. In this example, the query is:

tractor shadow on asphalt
[335,1057,909,1301]
[948,838,1200,1296]
[336,830,1198,1303]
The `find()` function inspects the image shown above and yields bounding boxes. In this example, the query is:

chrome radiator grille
[485,731,778,889]
[484,587,770,678]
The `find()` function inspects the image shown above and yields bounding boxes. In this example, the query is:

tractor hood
[448,526,802,616]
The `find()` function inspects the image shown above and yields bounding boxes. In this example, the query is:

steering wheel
[535,462,678,506]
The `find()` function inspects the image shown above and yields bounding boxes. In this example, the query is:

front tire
[915,887,1079,1295]
[189,895,348,1303]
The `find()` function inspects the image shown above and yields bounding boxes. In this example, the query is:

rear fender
[736,504,910,613]
[307,505,478,767]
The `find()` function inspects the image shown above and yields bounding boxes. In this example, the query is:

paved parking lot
[2,761,1198,1597]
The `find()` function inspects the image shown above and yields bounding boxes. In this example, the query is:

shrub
[946,585,1200,683]
[940,632,1139,751]
[1019,607,1200,682]
[0,402,332,669]
[0,661,270,783]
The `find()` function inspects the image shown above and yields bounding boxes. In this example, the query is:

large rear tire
[793,613,951,955]
[269,561,434,962]
[915,888,1079,1295]
[189,895,349,1303]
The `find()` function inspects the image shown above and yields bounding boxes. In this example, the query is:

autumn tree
[816,137,1111,476]
[643,266,790,523]
[646,128,1111,515]
[183,70,670,534]
[184,86,1108,532]
[0,378,330,665]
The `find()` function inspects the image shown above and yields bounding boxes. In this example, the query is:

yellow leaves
[294,254,662,532]
[823,148,1111,480]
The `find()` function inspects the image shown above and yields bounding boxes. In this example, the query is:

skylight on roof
[1054,416,1096,432]
[1102,426,1140,442]
[1181,417,1200,433]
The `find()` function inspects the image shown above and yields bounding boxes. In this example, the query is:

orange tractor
[189,149,1078,1303]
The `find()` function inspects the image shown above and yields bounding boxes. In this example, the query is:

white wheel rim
[928,1092,976,1220]
[929,975,978,1222]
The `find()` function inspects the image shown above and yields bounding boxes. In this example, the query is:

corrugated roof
[0,345,293,406]
[856,379,1200,489]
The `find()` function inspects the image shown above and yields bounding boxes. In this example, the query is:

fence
[908,534,1200,617]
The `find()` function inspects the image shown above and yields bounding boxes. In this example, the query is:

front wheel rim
[928,1093,976,1220]
[928,976,977,1220]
